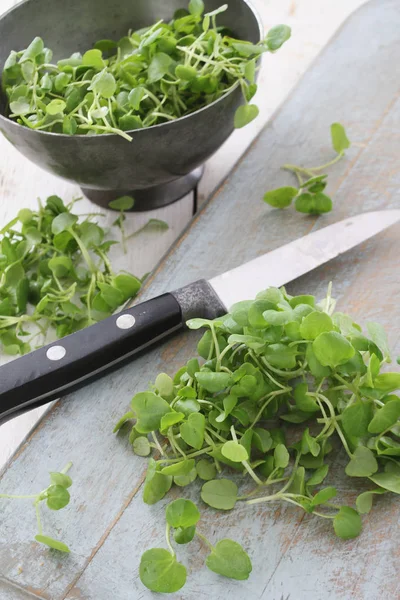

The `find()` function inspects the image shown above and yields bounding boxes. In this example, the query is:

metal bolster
[171,279,226,323]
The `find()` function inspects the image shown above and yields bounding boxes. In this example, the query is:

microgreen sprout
[0,462,73,552]
[263,123,351,214]
[139,498,251,592]
[2,4,291,139]
[116,284,400,565]
[0,194,161,354]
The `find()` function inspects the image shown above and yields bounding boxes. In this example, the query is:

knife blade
[0,210,399,425]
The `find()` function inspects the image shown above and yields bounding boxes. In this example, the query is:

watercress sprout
[140,498,252,592]
[263,123,351,215]
[0,462,73,552]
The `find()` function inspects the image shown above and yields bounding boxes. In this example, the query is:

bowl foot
[81,166,204,212]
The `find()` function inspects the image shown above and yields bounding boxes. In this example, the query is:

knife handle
[0,280,225,425]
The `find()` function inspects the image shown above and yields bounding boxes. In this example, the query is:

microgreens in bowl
[1,2,291,140]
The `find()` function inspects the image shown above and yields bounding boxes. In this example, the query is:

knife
[1,210,399,426]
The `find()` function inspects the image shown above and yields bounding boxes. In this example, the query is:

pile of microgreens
[140,498,251,593]
[2,1,291,140]
[263,123,351,214]
[115,285,400,593]
[0,194,167,354]
[0,462,73,552]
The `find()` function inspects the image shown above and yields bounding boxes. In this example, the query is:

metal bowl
[0,0,262,210]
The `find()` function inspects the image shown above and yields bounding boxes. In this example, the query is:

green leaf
[252,428,272,453]
[82,49,105,68]
[128,87,145,110]
[174,398,200,417]
[46,99,66,115]
[49,472,72,488]
[373,373,400,393]
[174,525,196,544]
[51,212,78,234]
[48,256,73,278]
[244,59,256,83]
[97,283,124,309]
[160,412,185,432]
[10,97,31,116]
[367,321,391,362]
[234,104,259,129]
[345,446,378,477]
[263,187,298,209]
[356,489,386,514]
[154,372,174,398]
[143,462,172,505]
[300,311,333,340]
[20,37,44,61]
[295,192,332,215]
[45,485,70,510]
[232,42,265,57]
[206,539,252,580]
[90,70,117,98]
[5,262,25,288]
[165,498,200,528]
[306,344,331,378]
[180,413,205,449]
[148,53,174,83]
[112,274,141,300]
[108,196,135,210]
[188,0,205,16]
[294,383,319,413]
[313,331,355,367]
[133,436,151,456]
[221,440,248,463]
[301,429,320,457]
[307,464,329,486]
[201,479,238,510]
[311,486,337,506]
[35,535,70,553]
[119,114,143,130]
[161,459,195,476]
[330,122,350,154]
[265,24,291,51]
[333,506,362,539]
[196,459,217,481]
[341,400,373,437]
[140,548,186,593]
[368,398,400,434]
[54,72,70,92]
[131,392,171,433]
[195,371,231,392]
[274,444,289,468]
[174,466,197,487]
[369,471,400,494]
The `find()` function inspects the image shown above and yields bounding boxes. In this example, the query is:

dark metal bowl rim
[0,0,263,140]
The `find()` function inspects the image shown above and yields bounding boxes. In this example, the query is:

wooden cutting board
[1,1,399,598]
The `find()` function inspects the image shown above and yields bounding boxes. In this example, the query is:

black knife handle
[0,280,225,425]
[0,293,182,425]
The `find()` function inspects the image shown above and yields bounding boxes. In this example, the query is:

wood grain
[1,0,399,599]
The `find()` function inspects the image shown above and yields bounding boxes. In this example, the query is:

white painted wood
[0,0,366,466]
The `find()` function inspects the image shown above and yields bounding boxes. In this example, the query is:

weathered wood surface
[1,0,400,598]
[0,0,367,466]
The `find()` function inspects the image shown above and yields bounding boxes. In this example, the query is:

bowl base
[81,166,204,212]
